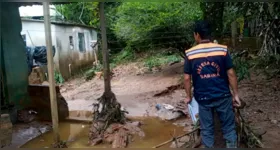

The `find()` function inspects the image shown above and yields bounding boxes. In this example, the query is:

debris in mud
[170,135,190,148]
[172,119,190,127]
[88,91,143,148]
[174,101,189,115]
[28,67,46,84]
[89,121,145,148]
[152,127,199,148]
[52,140,68,148]
[154,100,265,148]
[155,104,183,121]
[153,84,184,97]
[17,108,38,123]
[155,101,189,121]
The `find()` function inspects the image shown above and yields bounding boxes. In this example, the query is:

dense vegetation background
[54,2,280,82]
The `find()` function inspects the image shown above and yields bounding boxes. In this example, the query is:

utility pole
[99,2,111,93]
[43,2,60,143]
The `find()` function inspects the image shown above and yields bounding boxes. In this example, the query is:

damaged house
[20,5,99,80]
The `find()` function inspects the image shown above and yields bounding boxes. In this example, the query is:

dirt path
[61,62,185,117]
[61,62,280,148]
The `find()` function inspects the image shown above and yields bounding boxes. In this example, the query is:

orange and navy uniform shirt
[184,40,233,102]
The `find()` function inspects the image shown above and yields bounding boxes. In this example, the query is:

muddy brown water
[21,117,184,148]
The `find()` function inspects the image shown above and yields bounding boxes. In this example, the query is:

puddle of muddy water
[21,117,184,148]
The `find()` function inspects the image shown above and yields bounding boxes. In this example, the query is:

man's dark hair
[194,20,211,39]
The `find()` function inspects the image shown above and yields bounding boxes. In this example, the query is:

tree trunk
[99,2,111,94]
[231,21,237,48]
[200,2,225,38]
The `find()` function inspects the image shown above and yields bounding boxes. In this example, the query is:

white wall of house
[21,19,98,79]
[54,24,98,79]
[21,20,60,69]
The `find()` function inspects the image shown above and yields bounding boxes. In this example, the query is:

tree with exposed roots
[88,2,128,147]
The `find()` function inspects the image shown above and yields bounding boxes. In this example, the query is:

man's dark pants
[198,96,237,148]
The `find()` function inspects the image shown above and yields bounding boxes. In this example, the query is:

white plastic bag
[188,97,199,124]
[162,103,175,110]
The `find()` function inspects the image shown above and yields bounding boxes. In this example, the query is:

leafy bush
[254,55,280,78]
[233,57,250,81]
[112,2,202,54]
[144,53,181,71]
[84,64,103,81]
[54,71,64,84]
[112,45,135,64]
[255,55,280,69]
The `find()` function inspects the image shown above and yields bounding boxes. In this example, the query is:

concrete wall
[54,25,97,79]
[21,20,98,80]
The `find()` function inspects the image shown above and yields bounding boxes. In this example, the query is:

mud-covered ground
[60,62,280,148]
[238,72,280,148]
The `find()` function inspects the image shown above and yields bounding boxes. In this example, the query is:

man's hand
[232,95,241,107]
[227,68,241,108]
[185,97,192,104]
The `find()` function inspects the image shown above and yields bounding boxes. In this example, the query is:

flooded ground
[21,117,185,148]
[14,56,280,148]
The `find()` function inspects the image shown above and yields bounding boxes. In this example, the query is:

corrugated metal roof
[21,18,98,31]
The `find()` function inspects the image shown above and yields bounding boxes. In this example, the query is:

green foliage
[144,53,181,71]
[253,55,280,78]
[110,63,117,70]
[231,51,251,81]
[54,71,64,84]
[255,55,280,68]
[55,2,99,27]
[112,2,202,55]
[84,68,96,81]
[112,45,135,64]
[84,64,103,81]
[200,2,225,38]
[222,3,242,36]
[105,2,126,54]
[233,56,250,82]
[228,2,280,55]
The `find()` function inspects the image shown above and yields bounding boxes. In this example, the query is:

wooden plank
[43,2,60,143]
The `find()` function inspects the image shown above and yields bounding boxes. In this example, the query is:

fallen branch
[236,109,264,148]
[152,127,199,148]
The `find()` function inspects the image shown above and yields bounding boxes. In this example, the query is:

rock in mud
[156,108,183,120]
[131,121,142,127]
[271,120,278,124]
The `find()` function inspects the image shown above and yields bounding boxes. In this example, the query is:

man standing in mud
[184,20,241,148]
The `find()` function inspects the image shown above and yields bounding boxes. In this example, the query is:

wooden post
[43,2,60,143]
[0,1,2,114]
[99,2,111,93]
